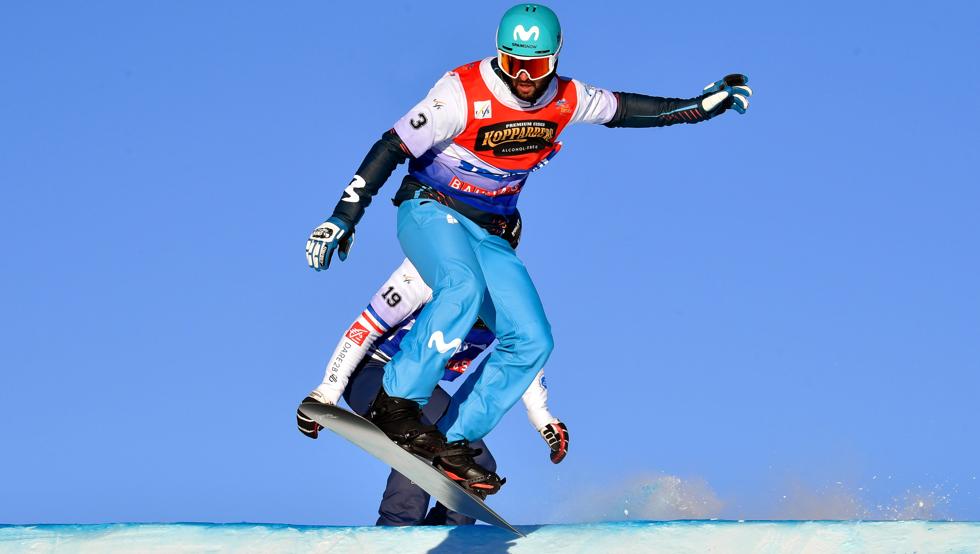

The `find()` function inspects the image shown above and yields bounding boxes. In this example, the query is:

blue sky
[1,1,978,524]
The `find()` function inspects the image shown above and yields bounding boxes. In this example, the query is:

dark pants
[343,358,497,526]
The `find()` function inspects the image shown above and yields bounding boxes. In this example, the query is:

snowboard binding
[434,440,505,496]
[370,389,504,495]
[369,388,447,459]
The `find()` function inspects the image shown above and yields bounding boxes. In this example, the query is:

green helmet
[496,4,562,58]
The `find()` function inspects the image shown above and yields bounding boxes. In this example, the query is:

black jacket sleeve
[329,129,411,228]
[604,91,731,128]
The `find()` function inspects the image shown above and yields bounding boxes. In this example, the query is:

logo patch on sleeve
[345,321,370,346]
[474,100,492,120]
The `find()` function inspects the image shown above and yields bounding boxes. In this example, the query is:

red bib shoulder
[451,60,577,171]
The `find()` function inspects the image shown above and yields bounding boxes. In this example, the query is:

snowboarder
[297,257,568,524]
[305,3,751,494]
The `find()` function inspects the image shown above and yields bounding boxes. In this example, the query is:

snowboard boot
[369,388,447,459]
[434,440,505,496]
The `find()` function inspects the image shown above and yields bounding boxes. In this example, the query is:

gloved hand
[700,74,752,116]
[539,420,569,464]
[305,216,354,271]
[296,391,332,439]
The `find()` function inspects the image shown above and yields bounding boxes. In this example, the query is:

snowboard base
[299,401,523,537]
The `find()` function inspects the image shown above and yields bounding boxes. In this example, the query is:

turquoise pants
[382,199,553,442]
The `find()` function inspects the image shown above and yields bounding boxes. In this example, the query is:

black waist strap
[392,177,522,249]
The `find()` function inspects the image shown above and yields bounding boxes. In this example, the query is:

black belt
[392,177,522,249]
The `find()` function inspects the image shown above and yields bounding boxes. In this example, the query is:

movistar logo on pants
[513,25,540,41]
[428,331,462,354]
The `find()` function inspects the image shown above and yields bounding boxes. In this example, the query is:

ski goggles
[497,51,558,81]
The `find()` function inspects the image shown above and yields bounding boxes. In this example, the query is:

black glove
[540,421,569,464]
[305,216,354,271]
[700,73,752,116]
[296,395,325,439]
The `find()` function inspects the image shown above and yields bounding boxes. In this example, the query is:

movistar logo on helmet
[497,3,562,56]
[513,25,540,42]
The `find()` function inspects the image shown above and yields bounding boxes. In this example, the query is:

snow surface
[2,521,979,553]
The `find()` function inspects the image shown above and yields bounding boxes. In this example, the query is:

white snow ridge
[3,521,980,553]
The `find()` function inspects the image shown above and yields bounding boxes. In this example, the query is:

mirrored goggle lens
[498,52,554,81]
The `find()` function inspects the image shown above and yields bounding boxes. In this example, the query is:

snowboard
[299,401,523,537]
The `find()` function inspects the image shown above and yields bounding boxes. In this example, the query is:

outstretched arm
[521,370,557,430]
[305,130,411,271]
[297,259,430,438]
[313,259,431,403]
[330,131,412,229]
[305,72,467,271]
[308,309,390,406]
[604,74,752,128]
[521,370,569,464]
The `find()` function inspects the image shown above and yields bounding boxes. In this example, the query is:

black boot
[369,388,447,459]
[434,440,505,496]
